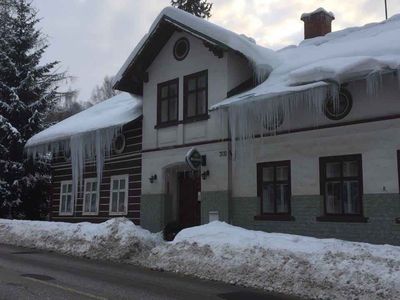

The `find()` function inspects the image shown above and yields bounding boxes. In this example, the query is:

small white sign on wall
[209,211,219,222]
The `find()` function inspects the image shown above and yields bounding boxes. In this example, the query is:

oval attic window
[113,134,126,154]
[324,88,353,121]
[173,38,190,61]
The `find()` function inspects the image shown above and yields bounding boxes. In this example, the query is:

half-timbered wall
[50,118,142,224]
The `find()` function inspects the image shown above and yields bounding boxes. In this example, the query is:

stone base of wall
[200,191,229,224]
[140,194,172,233]
[232,194,400,245]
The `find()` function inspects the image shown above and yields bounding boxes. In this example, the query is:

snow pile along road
[0,218,160,263]
[1,219,399,300]
[148,222,400,300]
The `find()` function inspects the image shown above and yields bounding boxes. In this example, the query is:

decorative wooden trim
[319,154,364,218]
[157,78,179,126]
[316,215,369,223]
[183,70,208,121]
[254,214,295,221]
[256,160,292,217]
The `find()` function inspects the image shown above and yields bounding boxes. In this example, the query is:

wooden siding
[50,118,142,224]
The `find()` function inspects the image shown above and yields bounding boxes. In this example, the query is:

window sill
[82,212,99,216]
[316,215,368,223]
[154,121,179,129]
[182,114,210,124]
[109,212,128,216]
[254,214,295,221]
[59,213,74,217]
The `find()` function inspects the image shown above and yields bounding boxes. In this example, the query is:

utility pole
[385,0,388,20]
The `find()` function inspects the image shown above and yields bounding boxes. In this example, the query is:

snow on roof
[301,7,335,20]
[213,14,400,109]
[26,92,142,148]
[114,7,280,87]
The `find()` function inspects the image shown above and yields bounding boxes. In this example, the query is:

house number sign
[185,148,202,171]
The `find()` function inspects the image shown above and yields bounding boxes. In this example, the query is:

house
[26,7,400,245]
[113,7,400,245]
[26,93,142,223]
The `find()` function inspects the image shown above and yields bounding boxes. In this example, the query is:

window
[59,181,73,216]
[83,178,98,215]
[184,70,208,121]
[113,133,126,154]
[157,78,179,126]
[324,88,353,120]
[109,175,129,215]
[173,37,190,61]
[320,154,363,216]
[257,161,291,217]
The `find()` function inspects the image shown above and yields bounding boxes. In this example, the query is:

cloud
[34,0,400,103]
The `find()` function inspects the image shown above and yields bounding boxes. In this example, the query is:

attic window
[324,89,352,121]
[174,38,190,61]
[113,133,126,154]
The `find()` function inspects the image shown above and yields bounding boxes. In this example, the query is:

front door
[178,171,201,228]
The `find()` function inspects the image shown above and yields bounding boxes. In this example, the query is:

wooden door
[178,171,201,228]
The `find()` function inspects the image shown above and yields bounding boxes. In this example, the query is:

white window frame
[82,178,99,216]
[109,174,129,216]
[59,180,74,216]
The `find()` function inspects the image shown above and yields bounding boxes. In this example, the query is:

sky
[33,0,400,103]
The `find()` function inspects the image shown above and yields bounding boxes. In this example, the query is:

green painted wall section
[200,191,229,224]
[231,194,400,245]
[141,194,172,233]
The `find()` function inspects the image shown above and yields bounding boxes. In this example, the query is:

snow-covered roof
[213,14,400,109]
[114,6,279,93]
[26,92,142,148]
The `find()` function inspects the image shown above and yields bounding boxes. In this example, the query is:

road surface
[0,243,300,300]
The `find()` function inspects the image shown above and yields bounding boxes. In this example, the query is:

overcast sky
[34,0,400,103]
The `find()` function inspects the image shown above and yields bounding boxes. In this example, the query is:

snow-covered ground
[1,218,399,300]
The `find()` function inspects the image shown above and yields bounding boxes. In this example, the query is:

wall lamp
[149,174,157,184]
[201,170,210,180]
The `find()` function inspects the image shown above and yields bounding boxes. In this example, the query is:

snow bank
[114,7,279,85]
[1,219,399,299]
[0,218,159,262]
[149,222,400,300]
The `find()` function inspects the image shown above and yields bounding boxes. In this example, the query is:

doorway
[178,171,201,228]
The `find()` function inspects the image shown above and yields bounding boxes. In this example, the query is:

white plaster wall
[142,142,229,195]
[143,31,234,151]
[227,51,253,91]
[232,118,400,197]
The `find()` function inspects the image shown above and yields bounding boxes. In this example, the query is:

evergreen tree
[0,0,64,219]
[171,0,213,19]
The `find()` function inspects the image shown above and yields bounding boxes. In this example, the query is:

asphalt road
[0,244,301,300]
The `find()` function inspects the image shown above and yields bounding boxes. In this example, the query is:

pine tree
[171,0,213,19]
[0,0,64,219]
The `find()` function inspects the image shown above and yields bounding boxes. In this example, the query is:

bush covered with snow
[1,218,399,299]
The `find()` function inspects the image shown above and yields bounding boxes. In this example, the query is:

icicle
[366,71,383,96]
[25,126,123,201]
[226,85,331,160]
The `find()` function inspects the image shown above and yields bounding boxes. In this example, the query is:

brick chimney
[301,8,335,39]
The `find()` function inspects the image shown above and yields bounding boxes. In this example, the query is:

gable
[113,7,278,96]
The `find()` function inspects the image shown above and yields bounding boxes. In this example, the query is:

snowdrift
[0,218,159,263]
[1,219,399,300]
